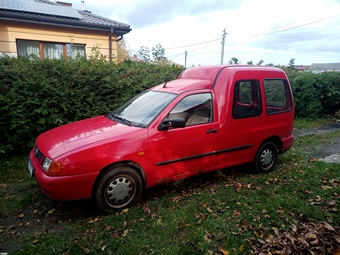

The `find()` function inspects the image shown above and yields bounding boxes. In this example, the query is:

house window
[17,39,85,59]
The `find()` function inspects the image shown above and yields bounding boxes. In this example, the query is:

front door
[148,92,219,182]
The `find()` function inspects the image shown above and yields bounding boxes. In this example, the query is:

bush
[0,56,184,154]
[289,71,340,117]
[2,56,340,154]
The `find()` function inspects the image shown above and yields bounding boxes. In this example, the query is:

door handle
[206,129,218,134]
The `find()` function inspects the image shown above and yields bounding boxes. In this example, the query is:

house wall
[0,20,118,59]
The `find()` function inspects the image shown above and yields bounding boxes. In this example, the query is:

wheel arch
[91,161,147,198]
[258,136,282,154]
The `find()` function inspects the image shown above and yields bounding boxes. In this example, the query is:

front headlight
[42,157,61,173]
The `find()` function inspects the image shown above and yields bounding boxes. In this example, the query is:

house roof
[309,63,340,72]
[0,0,131,36]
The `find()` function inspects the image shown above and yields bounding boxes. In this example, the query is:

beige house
[0,0,131,60]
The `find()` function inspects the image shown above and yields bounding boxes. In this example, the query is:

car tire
[94,164,143,213]
[254,141,278,174]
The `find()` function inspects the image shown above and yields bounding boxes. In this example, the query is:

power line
[167,41,221,60]
[129,38,221,53]
[251,13,340,37]
[164,38,221,50]
[167,52,186,59]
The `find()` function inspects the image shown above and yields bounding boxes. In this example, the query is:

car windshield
[110,90,177,127]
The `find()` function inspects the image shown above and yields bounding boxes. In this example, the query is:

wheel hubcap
[261,149,273,168]
[106,177,133,205]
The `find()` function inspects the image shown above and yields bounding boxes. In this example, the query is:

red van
[28,65,294,213]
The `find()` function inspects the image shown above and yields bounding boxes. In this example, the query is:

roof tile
[0,0,131,34]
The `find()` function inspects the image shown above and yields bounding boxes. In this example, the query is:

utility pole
[184,51,188,68]
[221,28,227,65]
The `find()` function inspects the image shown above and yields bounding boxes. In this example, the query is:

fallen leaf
[305,233,316,239]
[48,208,56,215]
[322,185,333,190]
[121,208,129,214]
[308,157,318,162]
[332,249,340,255]
[171,196,181,203]
[220,248,229,255]
[268,234,275,240]
[17,212,24,218]
[327,200,337,207]
[291,224,297,232]
[323,222,335,231]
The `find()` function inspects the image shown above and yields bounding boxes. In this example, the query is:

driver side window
[168,93,212,126]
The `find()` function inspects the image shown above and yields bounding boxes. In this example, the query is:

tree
[257,59,264,65]
[288,58,295,68]
[247,61,253,65]
[136,44,168,64]
[117,39,130,63]
[152,44,166,62]
[228,57,239,64]
[136,46,151,62]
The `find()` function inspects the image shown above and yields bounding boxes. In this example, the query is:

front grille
[34,145,44,162]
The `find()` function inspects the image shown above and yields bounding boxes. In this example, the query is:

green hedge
[0,56,184,154]
[285,68,340,118]
[1,57,340,155]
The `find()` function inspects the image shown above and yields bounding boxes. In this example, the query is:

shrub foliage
[284,67,340,117]
[1,57,340,154]
[0,56,184,154]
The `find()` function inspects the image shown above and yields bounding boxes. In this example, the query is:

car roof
[150,65,285,94]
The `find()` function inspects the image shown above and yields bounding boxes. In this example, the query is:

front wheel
[254,142,278,173]
[94,164,143,213]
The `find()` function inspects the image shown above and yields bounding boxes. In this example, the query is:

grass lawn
[0,118,339,254]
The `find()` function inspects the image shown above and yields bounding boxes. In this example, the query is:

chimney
[81,1,84,10]
[56,1,72,7]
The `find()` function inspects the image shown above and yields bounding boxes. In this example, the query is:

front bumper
[28,149,98,201]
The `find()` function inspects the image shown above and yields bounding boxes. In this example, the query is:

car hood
[36,115,144,159]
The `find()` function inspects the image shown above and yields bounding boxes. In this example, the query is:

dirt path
[293,122,340,164]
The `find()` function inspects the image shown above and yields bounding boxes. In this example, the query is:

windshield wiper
[110,113,131,126]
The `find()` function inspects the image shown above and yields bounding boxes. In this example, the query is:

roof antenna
[162,81,168,88]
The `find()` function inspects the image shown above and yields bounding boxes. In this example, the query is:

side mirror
[158,118,186,131]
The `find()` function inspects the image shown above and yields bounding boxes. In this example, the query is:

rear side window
[264,79,292,114]
[233,80,262,119]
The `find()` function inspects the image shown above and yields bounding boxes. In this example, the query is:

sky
[67,0,340,67]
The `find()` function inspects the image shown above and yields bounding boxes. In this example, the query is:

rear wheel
[254,141,278,173]
[94,164,142,213]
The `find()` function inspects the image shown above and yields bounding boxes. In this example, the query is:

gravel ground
[293,122,340,164]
